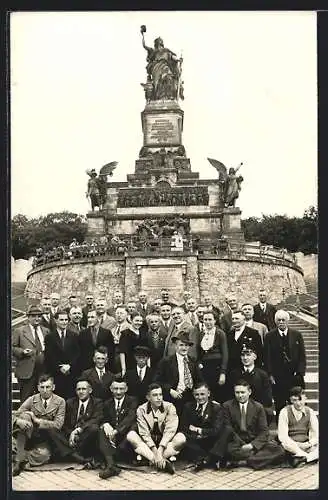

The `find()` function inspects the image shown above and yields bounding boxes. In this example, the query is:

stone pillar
[86,212,106,238]
[222,207,244,241]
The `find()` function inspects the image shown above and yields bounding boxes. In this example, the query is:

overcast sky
[10,11,317,219]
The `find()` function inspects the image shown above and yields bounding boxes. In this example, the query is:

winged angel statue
[86,161,118,211]
[207,158,243,208]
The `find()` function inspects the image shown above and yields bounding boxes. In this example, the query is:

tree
[11,212,88,260]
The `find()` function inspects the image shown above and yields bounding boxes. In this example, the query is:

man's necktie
[240,404,247,432]
[91,327,97,346]
[33,326,42,354]
[77,403,85,423]
[190,313,196,326]
[99,369,104,381]
[138,368,143,381]
[152,330,160,348]
[114,325,121,344]
[183,356,193,389]
[61,331,66,349]
[196,403,204,417]
[44,399,48,409]
[116,401,122,424]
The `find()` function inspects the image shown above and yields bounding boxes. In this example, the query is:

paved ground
[12,461,318,491]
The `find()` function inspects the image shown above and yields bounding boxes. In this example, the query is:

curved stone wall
[25,253,305,309]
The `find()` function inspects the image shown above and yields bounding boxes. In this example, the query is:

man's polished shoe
[12,460,26,477]
[99,466,121,479]
[70,452,89,464]
[164,460,175,475]
[291,456,307,468]
[194,457,210,472]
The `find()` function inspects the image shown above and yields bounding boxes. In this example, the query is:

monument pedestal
[141,100,184,152]
[87,212,106,238]
[222,207,244,241]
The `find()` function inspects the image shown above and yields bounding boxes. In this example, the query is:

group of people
[12,288,318,479]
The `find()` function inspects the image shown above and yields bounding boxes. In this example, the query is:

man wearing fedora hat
[125,345,154,404]
[13,304,50,402]
[154,329,204,416]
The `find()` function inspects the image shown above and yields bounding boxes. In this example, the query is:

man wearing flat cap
[13,305,50,402]
[229,340,274,425]
[154,329,204,416]
[125,345,154,405]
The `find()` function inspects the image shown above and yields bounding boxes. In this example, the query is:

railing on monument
[31,239,300,271]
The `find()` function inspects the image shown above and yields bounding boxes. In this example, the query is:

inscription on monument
[141,266,184,296]
[145,113,180,146]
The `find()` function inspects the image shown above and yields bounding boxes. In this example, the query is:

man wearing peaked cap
[229,339,274,425]
[13,304,50,402]
[154,328,204,416]
[125,345,154,404]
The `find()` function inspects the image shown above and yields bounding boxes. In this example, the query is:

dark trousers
[184,426,232,462]
[98,429,132,467]
[53,373,76,401]
[49,425,99,459]
[201,361,225,403]
[167,389,194,417]
[227,433,285,469]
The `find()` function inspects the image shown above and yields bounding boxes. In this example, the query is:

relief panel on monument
[117,186,209,207]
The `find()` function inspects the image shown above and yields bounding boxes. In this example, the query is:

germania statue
[140,25,184,101]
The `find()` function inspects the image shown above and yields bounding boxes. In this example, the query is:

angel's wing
[207,158,228,180]
[99,161,118,176]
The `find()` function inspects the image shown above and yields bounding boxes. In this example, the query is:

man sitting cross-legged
[180,382,230,471]
[126,383,186,474]
[81,346,116,400]
[223,379,285,469]
[98,378,138,479]
[46,377,103,465]
[278,386,319,468]
[12,374,65,476]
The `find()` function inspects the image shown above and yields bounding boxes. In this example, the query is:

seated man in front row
[126,383,186,474]
[278,386,319,467]
[12,374,65,476]
[229,341,274,425]
[180,382,231,471]
[47,377,103,464]
[223,379,285,469]
[98,378,138,479]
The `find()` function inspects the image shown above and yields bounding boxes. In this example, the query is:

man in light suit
[264,309,306,419]
[12,374,66,476]
[127,383,186,474]
[241,303,268,344]
[95,299,116,331]
[163,307,199,361]
[253,289,277,331]
[13,305,50,402]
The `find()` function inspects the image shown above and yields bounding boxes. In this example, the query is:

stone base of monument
[221,207,245,241]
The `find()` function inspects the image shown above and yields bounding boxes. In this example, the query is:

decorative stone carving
[117,186,209,207]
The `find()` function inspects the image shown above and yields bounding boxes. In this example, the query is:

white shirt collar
[114,397,125,409]
[278,328,288,336]
[176,352,187,362]
[42,396,52,405]
[291,405,306,418]
[96,367,105,375]
[243,364,255,373]
[239,401,249,412]
[79,398,89,408]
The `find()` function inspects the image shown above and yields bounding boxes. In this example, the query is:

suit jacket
[153,354,204,398]
[81,367,116,400]
[229,367,273,408]
[136,401,178,449]
[13,393,66,430]
[219,309,233,333]
[226,326,263,372]
[81,305,95,328]
[246,320,268,344]
[253,303,277,331]
[163,321,200,361]
[126,366,154,404]
[222,398,269,451]
[263,328,306,379]
[62,395,103,434]
[180,400,223,439]
[142,328,167,367]
[40,313,57,332]
[13,324,49,379]
[159,318,175,339]
[102,395,138,439]
[98,313,116,331]
[107,304,126,317]
[136,302,154,318]
[199,327,229,374]
[67,321,81,335]
[44,329,80,378]
[78,326,115,372]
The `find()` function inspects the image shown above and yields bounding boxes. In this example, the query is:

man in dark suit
[154,329,204,416]
[78,310,115,373]
[67,306,83,335]
[180,382,229,470]
[142,314,167,369]
[81,346,116,400]
[160,288,177,309]
[50,292,61,317]
[229,342,274,425]
[12,374,66,476]
[159,303,175,339]
[264,309,306,419]
[222,380,285,469]
[219,294,239,333]
[135,290,154,318]
[81,293,95,328]
[48,377,103,463]
[40,296,57,332]
[44,310,80,400]
[13,305,50,402]
[98,379,138,479]
[253,289,277,331]
[226,310,263,374]
[107,290,125,317]
[125,345,154,404]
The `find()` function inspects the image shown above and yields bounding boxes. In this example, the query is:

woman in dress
[119,313,145,377]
